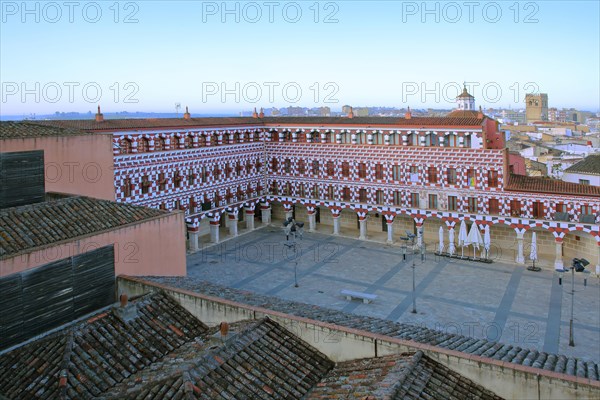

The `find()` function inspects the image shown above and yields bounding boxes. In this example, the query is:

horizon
[1,1,599,115]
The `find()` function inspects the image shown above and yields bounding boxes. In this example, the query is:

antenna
[175,103,181,116]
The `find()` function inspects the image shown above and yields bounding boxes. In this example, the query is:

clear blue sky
[1,1,599,115]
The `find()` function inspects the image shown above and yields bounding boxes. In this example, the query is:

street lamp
[283,217,304,287]
[402,232,420,314]
[557,258,590,347]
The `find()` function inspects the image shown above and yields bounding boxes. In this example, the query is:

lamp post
[557,258,590,347]
[283,217,304,288]
[402,232,420,314]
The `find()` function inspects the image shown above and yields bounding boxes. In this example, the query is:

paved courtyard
[187,226,600,362]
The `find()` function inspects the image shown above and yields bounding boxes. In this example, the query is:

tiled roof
[32,117,262,131]
[141,277,600,381]
[264,116,486,127]
[307,352,503,399]
[445,109,481,118]
[564,154,600,175]
[505,174,600,197]
[0,292,209,399]
[102,317,334,399]
[0,196,166,258]
[0,121,94,139]
[0,290,335,399]
[457,88,475,99]
[32,116,486,132]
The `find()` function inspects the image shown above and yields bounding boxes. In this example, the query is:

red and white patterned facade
[44,113,600,270]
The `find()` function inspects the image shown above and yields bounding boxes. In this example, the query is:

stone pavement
[186,226,600,363]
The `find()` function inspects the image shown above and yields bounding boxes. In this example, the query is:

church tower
[456,84,475,111]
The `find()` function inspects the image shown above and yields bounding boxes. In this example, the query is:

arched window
[138,137,149,152]
[342,131,352,144]
[184,135,194,149]
[406,132,418,146]
[425,133,438,146]
[198,135,206,147]
[444,134,457,147]
[356,131,366,144]
[464,134,472,148]
[155,137,165,151]
[119,138,132,154]
[270,129,279,142]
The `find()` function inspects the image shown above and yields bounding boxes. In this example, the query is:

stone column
[261,205,271,225]
[515,231,525,264]
[358,216,367,240]
[332,215,341,235]
[228,212,238,237]
[595,242,600,276]
[307,211,316,232]
[210,220,220,244]
[245,207,255,230]
[554,238,564,270]
[416,223,423,248]
[187,223,199,252]
[386,218,394,244]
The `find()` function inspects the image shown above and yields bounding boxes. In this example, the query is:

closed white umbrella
[484,225,491,260]
[467,222,484,259]
[448,228,456,256]
[438,226,445,254]
[458,220,468,258]
[530,232,538,269]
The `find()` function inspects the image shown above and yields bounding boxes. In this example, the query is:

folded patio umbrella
[458,220,468,258]
[484,225,491,259]
[467,222,484,258]
[438,226,445,254]
[448,228,456,256]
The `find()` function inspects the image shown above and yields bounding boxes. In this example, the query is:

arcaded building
[31,91,600,271]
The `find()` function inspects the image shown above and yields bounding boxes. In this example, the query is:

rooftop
[0,121,95,139]
[31,116,487,132]
[306,352,503,399]
[0,290,505,399]
[139,277,600,382]
[564,154,600,175]
[0,292,209,399]
[0,196,166,258]
[505,174,600,197]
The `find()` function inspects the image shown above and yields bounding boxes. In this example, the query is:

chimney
[252,107,258,118]
[477,106,484,119]
[405,106,411,119]
[348,106,354,119]
[120,293,128,307]
[95,105,104,122]
[219,321,229,340]
[259,108,264,118]
[183,106,191,120]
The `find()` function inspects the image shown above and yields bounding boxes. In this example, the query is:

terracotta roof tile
[306,352,504,399]
[0,121,95,139]
[0,196,166,258]
[505,174,600,197]
[0,292,209,399]
[30,116,486,132]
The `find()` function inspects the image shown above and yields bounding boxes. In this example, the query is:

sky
[1,0,599,116]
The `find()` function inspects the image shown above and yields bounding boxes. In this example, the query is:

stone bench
[340,289,377,304]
